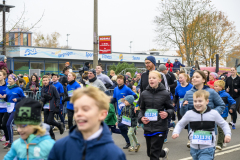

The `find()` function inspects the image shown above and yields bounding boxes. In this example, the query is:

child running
[118,95,140,152]
[214,80,236,150]
[48,87,126,160]
[172,90,231,160]
[4,98,55,159]
[104,103,121,134]
[138,70,173,160]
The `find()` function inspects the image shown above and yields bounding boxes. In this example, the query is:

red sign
[99,35,111,54]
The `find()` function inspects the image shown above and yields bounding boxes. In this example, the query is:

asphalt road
[0,116,239,160]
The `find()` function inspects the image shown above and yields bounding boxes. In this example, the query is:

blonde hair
[193,90,210,101]
[69,72,76,80]
[0,70,7,78]
[42,75,49,80]
[214,80,225,89]
[70,86,110,111]
[149,70,161,79]
[180,73,190,82]
[110,70,115,74]
[9,74,19,86]
[29,125,46,136]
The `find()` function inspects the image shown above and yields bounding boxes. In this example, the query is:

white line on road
[179,144,240,160]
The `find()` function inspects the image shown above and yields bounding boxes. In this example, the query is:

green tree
[107,62,140,77]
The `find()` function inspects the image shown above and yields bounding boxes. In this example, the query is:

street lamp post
[93,0,98,69]
[129,41,133,53]
[0,0,15,55]
[66,34,70,48]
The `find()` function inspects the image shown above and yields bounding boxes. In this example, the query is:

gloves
[43,93,52,101]
[54,106,60,114]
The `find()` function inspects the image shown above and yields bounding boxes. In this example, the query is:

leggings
[67,109,74,129]
[0,112,9,141]
[128,127,139,147]
[6,112,14,143]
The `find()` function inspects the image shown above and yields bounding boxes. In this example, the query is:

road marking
[179,144,240,160]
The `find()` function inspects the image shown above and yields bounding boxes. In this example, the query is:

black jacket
[225,75,240,99]
[166,71,177,95]
[41,85,60,111]
[138,83,174,134]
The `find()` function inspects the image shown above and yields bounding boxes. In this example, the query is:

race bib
[68,90,73,97]
[179,98,184,108]
[0,99,7,108]
[6,102,15,113]
[43,103,50,109]
[192,130,212,145]
[118,99,125,110]
[145,109,158,121]
[121,116,131,126]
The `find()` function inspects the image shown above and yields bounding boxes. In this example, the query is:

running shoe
[164,139,168,143]
[59,123,64,134]
[123,143,130,149]
[187,140,190,148]
[216,145,222,150]
[223,143,227,148]
[172,121,176,128]
[3,142,9,148]
[229,122,233,126]
[162,148,169,160]
[135,143,141,152]
[128,146,135,152]
[232,125,236,130]
[0,136,6,142]
[3,143,11,149]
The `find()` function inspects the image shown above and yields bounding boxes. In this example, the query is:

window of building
[59,63,65,72]
[30,62,44,70]
[23,34,28,46]
[72,64,81,70]
[14,61,29,71]
[9,33,15,46]
[45,63,58,72]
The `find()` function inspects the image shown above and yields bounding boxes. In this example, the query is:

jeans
[118,123,130,144]
[6,112,14,143]
[44,109,61,139]
[128,127,138,147]
[190,147,215,160]
[67,109,74,129]
[58,104,65,127]
[217,117,227,147]
[0,112,9,141]
[145,133,166,160]
[108,125,121,134]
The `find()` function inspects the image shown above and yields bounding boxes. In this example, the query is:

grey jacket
[85,79,107,92]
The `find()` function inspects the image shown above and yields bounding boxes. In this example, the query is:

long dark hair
[29,75,39,87]
[193,70,207,85]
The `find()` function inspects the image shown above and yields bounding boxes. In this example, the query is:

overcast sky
[5,0,240,53]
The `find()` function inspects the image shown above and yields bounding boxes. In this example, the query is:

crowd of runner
[0,55,238,160]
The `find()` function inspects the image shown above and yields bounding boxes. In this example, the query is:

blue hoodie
[67,81,81,110]
[4,123,55,160]
[218,90,236,118]
[48,122,126,160]
[6,85,25,112]
[0,82,8,113]
[53,82,64,104]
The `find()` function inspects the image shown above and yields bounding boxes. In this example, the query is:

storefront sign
[99,35,111,54]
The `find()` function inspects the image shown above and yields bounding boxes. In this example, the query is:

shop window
[14,61,29,70]
[72,64,81,70]
[45,63,58,72]
[59,63,65,72]
[30,62,44,70]
[9,33,15,46]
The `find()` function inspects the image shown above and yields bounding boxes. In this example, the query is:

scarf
[69,80,76,85]
[43,85,50,93]
[89,77,97,83]
[52,80,58,84]
[7,84,18,89]
[160,72,169,91]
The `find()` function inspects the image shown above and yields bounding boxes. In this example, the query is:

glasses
[16,124,28,128]
[145,62,151,65]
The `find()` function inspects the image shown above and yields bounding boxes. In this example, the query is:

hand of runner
[172,103,175,106]
[2,94,6,98]
[159,111,168,119]
[224,135,231,143]
[229,109,233,113]
[134,107,138,113]
[234,89,238,93]
[115,122,118,126]
[12,98,17,102]
[226,87,229,92]
[172,133,179,139]
[183,101,188,106]
[141,117,150,124]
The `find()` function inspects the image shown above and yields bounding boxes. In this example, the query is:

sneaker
[216,145,222,150]
[123,143,130,149]
[162,148,169,160]
[187,140,190,148]
[135,143,141,152]
[59,123,64,134]
[223,143,227,148]
[0,136,6,142]
[64,127,67,131]
[172,122,176,128]
[164,139,168,144]
[232,125,236,130]
[229,122,233,126]
[2,142,8,146]
[128,146,135,152]
[3,143,11,149]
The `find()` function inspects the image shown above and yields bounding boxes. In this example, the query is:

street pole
[93,0,98,69]
[2,0,5,55]
[66,34,70,49]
